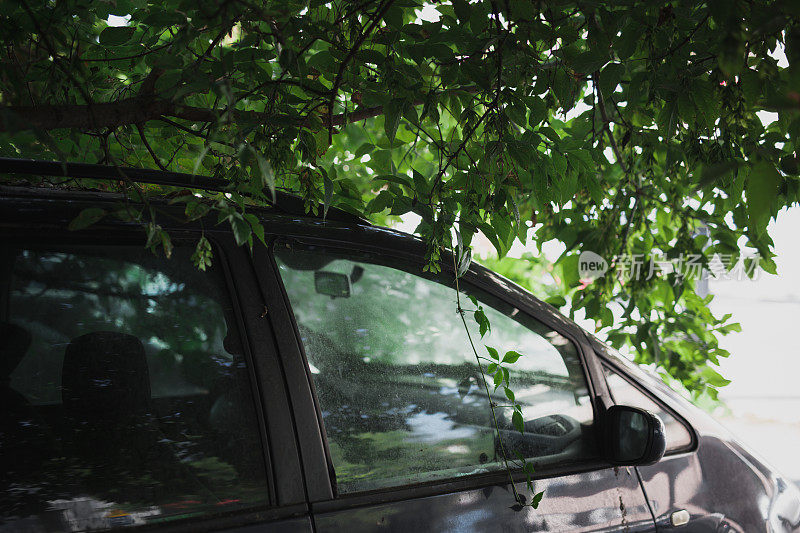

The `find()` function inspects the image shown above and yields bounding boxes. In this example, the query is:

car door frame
[250,217,645,516]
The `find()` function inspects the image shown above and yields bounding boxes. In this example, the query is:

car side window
[1,244,269,531]
[602,365,693,452]
[274,244,597,494]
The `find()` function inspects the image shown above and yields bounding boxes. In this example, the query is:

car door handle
[670,509,690,527]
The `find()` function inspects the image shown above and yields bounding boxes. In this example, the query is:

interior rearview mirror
[604,405,666,466]
[314,271,351,298]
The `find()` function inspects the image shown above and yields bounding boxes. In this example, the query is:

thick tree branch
[0,98,395,132]
[0,98,174,131]
[0,83,482,133]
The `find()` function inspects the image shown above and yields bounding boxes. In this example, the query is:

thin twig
[595,81,628,174]
[452,253,522,503]
[136,123,168,170]
[429,103,495,196]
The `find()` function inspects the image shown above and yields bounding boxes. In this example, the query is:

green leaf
[493,368,504,389]
[307,50,336,72]
[185,201,210,221]
[145,222,162,249]
[354,142,375,158]
[375,172,414,190]
[453,0,470,23]
[486,345,499,360]
[475,307,491,337]
[558,254,580,288]
[384,99,403,145]
[366,190,394,213]
[615,22,639,59]
[229,213,251,246]
[657,100,678,139]
[384,5,404,29]
[698,365,731,388]
[510,0,536,21]
[253,149,276,201]
[512,410,524,433]
[502,350,522,364]
[747,162,780,234]
[160,230,173,258]
[191,235,213,271]
[570,49,608,74]
[99,26,135,46]
[527,97,547,128]
[699,161,740,189]
[598,62,625,98]
[245,213,266,245]
[68,208,106,231]
[357,48,385,65]
[503,386,515,402]
[412,168,430,196]
[545,295,567,307]
[531,491,544,509]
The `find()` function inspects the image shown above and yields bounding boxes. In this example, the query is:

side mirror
[604,405,666,466]
[314,271,351,298]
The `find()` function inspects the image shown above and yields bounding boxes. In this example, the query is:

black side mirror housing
[604,405,666,466]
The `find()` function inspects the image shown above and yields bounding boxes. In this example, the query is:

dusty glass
[274,244,597,493]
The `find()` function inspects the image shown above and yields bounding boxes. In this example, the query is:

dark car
[1,162,799,532]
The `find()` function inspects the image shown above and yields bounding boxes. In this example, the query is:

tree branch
[429,102,495,196]
[328,0,395,142]
[136,123,167,170]
[595,81,628,174]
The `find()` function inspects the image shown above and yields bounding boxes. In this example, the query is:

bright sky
[711,207,800,401]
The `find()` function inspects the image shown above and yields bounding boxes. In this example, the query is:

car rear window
[0,244,269,531]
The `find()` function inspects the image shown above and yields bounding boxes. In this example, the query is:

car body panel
[591,339,800,533]
[313,467,654,532]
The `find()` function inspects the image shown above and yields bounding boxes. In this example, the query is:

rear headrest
[62,331,150,416]
[0,322,31,381]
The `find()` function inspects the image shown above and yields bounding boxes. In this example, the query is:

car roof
[0,157,371,227]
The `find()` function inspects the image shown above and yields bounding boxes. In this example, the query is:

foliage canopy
[2,0,800,398]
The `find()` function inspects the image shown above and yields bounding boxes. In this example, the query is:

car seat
[61,331,192,504]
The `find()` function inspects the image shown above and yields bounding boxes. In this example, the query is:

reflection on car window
[603,365,693,452]
[274,244,597,493]
[0,245,268,531]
